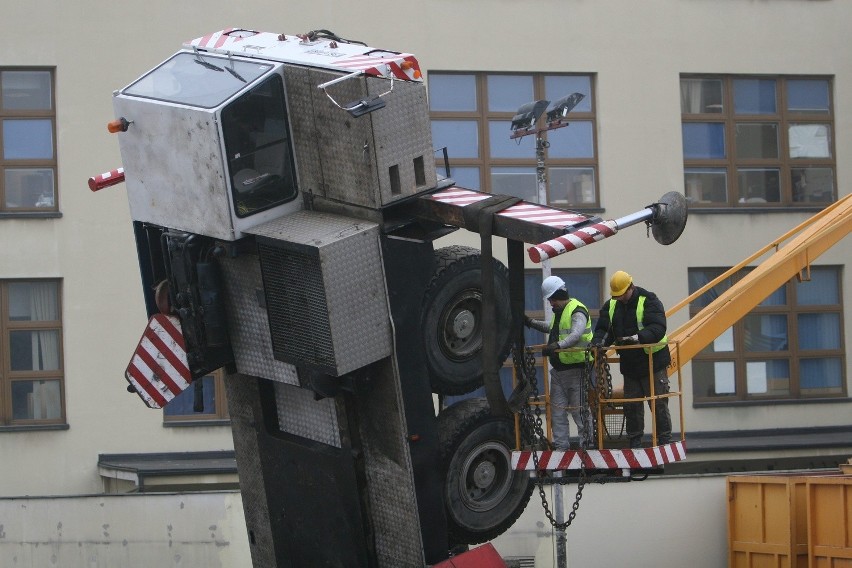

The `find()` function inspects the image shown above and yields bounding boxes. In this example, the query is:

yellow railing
[513,341,685,450]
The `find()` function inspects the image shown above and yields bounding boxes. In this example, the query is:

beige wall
[1,0,850,497]
[0,476,729,568]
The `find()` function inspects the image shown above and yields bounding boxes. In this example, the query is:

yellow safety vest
[608,295,668,354]
[552,298,593,364]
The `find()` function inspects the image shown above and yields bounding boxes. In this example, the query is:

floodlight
[545,92,585,123]
[510,99,549,132]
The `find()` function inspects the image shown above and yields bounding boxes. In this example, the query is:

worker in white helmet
[524,275,594,450]
[591,270,671,448]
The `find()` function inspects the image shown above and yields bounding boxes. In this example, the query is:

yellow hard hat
[610,271,633,296]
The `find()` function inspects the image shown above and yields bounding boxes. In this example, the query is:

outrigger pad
[651,191,689,246]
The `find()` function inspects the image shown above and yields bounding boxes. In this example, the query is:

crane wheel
[421,246,512,395]
[438,398,534,545]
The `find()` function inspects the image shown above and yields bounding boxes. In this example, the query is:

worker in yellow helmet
[591,271,672,448]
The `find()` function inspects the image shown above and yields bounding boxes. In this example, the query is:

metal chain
[512,344,591,531]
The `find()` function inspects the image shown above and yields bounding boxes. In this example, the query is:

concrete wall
[0,475,729,568]
[0,492,250,568]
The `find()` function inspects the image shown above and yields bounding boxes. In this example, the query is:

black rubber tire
[438,398,534,545]
[421,246,512,395]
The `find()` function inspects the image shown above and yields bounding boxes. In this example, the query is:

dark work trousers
[623,367,672,444]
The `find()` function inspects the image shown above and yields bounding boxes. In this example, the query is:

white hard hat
[541,275,566,299]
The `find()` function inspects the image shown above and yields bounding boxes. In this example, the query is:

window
[681,76,835,207]
[429,73,599,208]
[689,266,845,402]
[1,69,57,212]
[444,268,603,406]
[163,369,229,423]
[0,280,65,425]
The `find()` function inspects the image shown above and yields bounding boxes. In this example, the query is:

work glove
[617,335,639,345]
[542,343,559,356]
[523,315,534,328]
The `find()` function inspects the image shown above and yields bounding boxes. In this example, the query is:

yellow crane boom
[666,193,852,375]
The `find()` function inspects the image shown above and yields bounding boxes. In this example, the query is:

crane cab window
[221,74,298,218]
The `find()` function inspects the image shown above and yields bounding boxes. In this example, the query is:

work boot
[658,435,671,445]
[629,436,643,449]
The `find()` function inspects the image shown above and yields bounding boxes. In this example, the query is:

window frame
[162,368,229,424]
[0,278,66,426]
[429,71,600,209]
[0,67,58,214]
[689,266,846,404]
[681,74,836,209]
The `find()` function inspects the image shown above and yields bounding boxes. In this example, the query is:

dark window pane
[682,123,725,159]
[431,120,479,159]
[164,376,216,416]
[735,123,778,159]
[733,79,776,114]
[2,119,53,159]
[737,168,780,202]
[545,76,592,113]
[10,330,61,371]
[792,167,834,203]
[797,268,839,305]
[688,269,731,308]
[9,281,59,320]
[799,358,842,393]
[787,79,830,113]
[694,360,736,397]
[747,359,789,396]
[490,120,535,159]
[125,52,272,108]
[3,168,55,208]
[553,270,602,312]
[11,380,61,420]
[743,314,787,352]
[447,167,480,189]
[681,79,723,114]
[487,75,534,112]
[797,313,841,350]
[546,121,594,159]
[490,167,537,202]
[1,70,52,110]
[428,74,477,111]
[221,75,298,219]
[548,167,596,206]
[685,168,727,203]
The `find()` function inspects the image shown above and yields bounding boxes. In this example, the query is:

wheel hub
[452,310,475,340]
[472,460,496,489]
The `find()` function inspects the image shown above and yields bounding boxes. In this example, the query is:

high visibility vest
[551,298,593,364]
[608,295,668,354]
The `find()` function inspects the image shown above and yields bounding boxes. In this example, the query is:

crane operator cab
[115,48,301,242]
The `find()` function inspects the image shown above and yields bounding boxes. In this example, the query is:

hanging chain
[512,344,609,531]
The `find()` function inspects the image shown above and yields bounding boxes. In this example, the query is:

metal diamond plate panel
[354,360,424,565]
[274,382,341,448]
[249,210,392,376]
[367,77,437,204]
[223,373,276,568]
[282,65,435,211]
[218,253,299,385]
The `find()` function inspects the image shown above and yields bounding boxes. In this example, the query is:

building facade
[1,0,849,513]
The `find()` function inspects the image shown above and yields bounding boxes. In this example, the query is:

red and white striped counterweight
[124,314,192,409]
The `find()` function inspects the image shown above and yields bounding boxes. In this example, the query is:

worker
[524,275,594,450]
[592,271,671,448]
